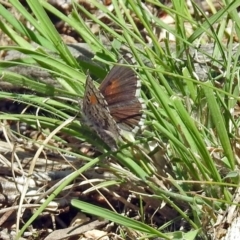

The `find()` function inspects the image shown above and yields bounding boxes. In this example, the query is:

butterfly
[82,63,145,150]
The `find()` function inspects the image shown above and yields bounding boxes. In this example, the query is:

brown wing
[99,65,145,132]
[82,74,120,150]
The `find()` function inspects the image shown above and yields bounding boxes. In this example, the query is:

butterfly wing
[99,65,145,133]
[82,74,120,150]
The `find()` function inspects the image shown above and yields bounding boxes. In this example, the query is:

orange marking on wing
[89,94,98,104]
[104,79,120,95]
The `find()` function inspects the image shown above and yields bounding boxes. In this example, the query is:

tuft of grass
[0,0,240,239]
